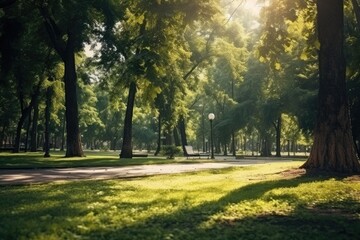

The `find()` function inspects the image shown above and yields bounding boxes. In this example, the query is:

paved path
[0,159,289,185]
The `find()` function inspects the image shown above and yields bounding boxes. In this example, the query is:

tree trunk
[274,116,282,157]
[0,125,6,148]
[13,85,40,153]
[173,127,181,146]
[260,134,272,157]
[30,98,39,152]
[154,114,162,156]
[13,113,27,153]
[231,132,236,156]
[120,81,137,159]
[60,114,65,151]
[64,47,83,157]
[24,110,32,152]
[44,85,52,157]
[178,115,188,154]
[302,0,360,173]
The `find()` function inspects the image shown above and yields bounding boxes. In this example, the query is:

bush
[162,145,181,159]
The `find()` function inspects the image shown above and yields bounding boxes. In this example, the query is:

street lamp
[199,104,205,152]
[208,113,215,159]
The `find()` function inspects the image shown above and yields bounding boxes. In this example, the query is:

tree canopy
[1,0,360,173]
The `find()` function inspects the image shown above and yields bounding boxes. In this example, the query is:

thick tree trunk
[302,0,360,173]
[120,81,137,159]
[64,48,83,157]
[260,134,272,157]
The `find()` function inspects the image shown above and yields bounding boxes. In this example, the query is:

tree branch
[351,0,360,30]
[38,5,66,60]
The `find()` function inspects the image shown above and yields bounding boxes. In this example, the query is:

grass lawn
[0,151,214,169]
[0,161,360,239]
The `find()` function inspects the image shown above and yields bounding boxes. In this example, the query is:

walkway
[0,158,290,185]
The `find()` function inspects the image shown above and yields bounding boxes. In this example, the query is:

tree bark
[231,132,236,156]
[178,116,188,154]
[24,109,32,152]
[13,113,27,153]
[120,81,137,158]
[44,85,52,157]
[260,134,272,157]
[60,114,65,151]
[302,0,360,173]
[64,45,83,157]
[30,98,39,152]
[154,114,162,156]
[274,115,282,157]
[173,127,181,146]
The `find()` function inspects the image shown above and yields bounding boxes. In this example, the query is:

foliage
[1,0,360,171]
[161,145,182,159]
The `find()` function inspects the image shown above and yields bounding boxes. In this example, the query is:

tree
[37,0,119,157]
[302,0,360,173]
[104,0,220,158]
[0,4,53,153]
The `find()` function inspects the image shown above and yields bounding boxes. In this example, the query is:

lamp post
[208,113,215,159]
[199,104,205,152]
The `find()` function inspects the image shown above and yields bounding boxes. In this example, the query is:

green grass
[0,151,214,169]
[1,161,359,239]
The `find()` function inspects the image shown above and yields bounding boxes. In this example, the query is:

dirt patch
[280,168,307,178]
[344,175,360,182]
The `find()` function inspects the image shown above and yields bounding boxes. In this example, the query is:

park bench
[133,153,148,157]
[184,145,209,159]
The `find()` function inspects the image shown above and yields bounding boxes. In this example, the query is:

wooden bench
[184,145,209,159]
[132,153,148,157]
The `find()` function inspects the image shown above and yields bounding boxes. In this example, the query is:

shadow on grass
[85,174,360,240]
[1,173,359,239]
[0,153,119,169]
[0,152,210,169]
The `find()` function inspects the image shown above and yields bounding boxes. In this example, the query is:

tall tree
[108,0,220,158]
[37,0,119,157]
[302,0,360,173]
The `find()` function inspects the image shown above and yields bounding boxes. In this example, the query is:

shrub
[162,145,181,159]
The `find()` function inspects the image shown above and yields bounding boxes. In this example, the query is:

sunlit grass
[0,151,214,169]
[1,161,359,239]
